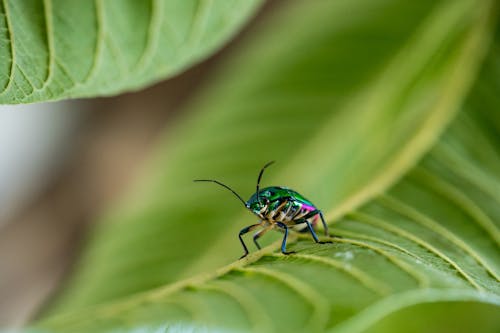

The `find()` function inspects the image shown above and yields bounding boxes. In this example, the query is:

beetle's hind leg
[318,210,330,237]
[317,210,342,239]
[304,220,331,244]
[301,210,333,243]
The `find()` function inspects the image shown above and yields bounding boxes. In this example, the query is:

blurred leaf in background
[2,0,499,332]
[0,0,262,104]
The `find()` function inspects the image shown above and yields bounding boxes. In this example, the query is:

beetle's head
[245,161,275,216]
[246,190,271,215]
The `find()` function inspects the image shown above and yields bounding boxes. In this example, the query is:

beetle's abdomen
[264,198,317,225]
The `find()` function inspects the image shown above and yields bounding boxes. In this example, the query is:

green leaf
[0,0,262,104]
[36,0,499,331]
[363,301,500,333]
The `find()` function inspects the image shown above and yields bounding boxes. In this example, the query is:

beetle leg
[305,220,331,244]
[276,222,295,255]
[303,209,332,238]
[253,225,272,250]
[305,221,320,242]
[239,223,262,259]
[316,210,342,239]
[318,210,330,237]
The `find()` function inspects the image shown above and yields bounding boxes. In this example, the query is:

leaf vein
[81,0,104,86]
[277,253,391,296]
[382,184,500,281]
[40,0,54,91]
[237,266,330,331]
[0,0,15,95]
[417,163,500,245]
[200,280,274,332]
[133,0,162,73]
[320,235,429,288]
[333,228,426,263]
[350,211,483,290]
[433,142,500,202]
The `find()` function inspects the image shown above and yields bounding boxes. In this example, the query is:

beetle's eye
[262,198,269,205]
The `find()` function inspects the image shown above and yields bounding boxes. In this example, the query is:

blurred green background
[0,0,498,332]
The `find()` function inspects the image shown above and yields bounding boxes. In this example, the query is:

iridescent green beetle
[195,161,331,259]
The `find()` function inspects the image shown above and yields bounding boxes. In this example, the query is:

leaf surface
[0,0,262,104]
[38,0,499,331]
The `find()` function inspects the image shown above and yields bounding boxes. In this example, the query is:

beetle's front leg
[276,222,295,255]
[238,223,262,259]
[253,225,272,250]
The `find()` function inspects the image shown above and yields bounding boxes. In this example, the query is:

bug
[195,161,331,259]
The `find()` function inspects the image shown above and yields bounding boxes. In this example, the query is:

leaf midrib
[175,0,494,282]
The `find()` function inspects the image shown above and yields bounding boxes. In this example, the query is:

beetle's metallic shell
[246,186,318,226]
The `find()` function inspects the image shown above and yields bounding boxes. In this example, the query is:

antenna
[194,179,247,206]
[256,161,275,203]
